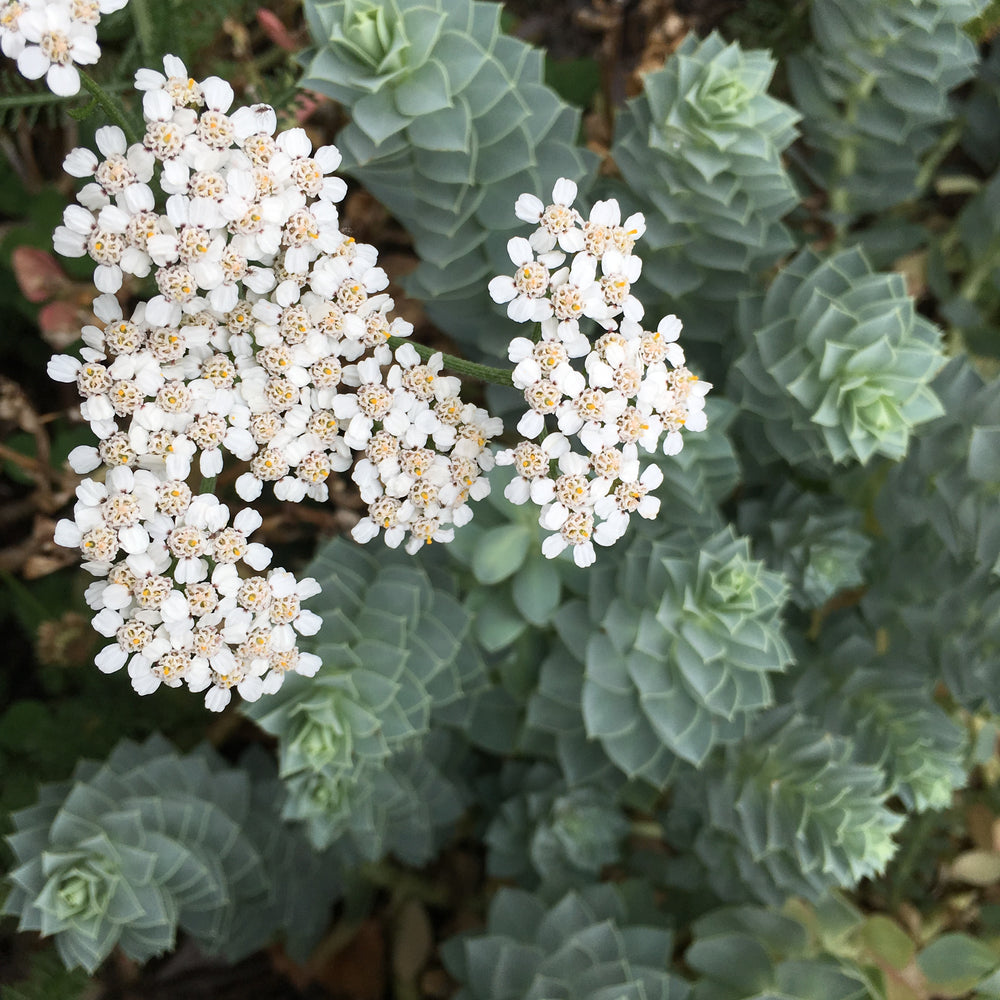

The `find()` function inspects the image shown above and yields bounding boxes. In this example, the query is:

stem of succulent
[386,337,514,388]
[828,71,878,244]
[957,231,1000,303]
[886,809,935,912]
[361,859,450,905]
[915,119,965,196]
[629,819,665,839]
[78,70,140,146]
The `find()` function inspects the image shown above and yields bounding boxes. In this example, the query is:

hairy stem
[128,0,158,65]
[387,337,514,388]
[78,70,140,145]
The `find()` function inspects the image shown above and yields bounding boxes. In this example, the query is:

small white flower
[17,3,100,96]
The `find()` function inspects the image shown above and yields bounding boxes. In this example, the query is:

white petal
[17,46,49,81]
[243,543,272,570]
[47,63,81,96]
[95,644,127,673]
[552,178,577,205]
[294,609,322,635]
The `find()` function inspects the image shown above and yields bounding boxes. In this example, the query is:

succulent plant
[281,729,466,864]
[787,613,967,813]
[876,356,1000,576]
[863,534,1000,715]
[686,905,877,1000]
[245,536,482,852]
[664,707,904,905]
[578,525,792,785]
[961,38,1000,173]
[441,883,689,1000]
[611,32,799,342]
[738,483,871,609]
[523,635,631,793]
[733,246,945,470]
[300,0,598,356]
[484,761,629,898]
[788,0,987,220]
[443,478,579,655]
[3,736,338,972]
[637,396,742,536]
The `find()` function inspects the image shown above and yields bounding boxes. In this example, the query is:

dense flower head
[0,0,127,96]
[492,179,711,566]
[49,56,499,706]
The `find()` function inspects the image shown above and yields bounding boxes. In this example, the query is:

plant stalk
[78,70,140,145]
[387,337,514,388]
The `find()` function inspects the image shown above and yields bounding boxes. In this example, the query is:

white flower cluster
[490,179,711,567]
[54,472,322,711]
[48,57,499,707]
[0,0,126,96]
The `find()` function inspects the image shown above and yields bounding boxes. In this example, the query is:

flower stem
[387,337,514,388]
[128,0,158,66]
[78,70,140,146]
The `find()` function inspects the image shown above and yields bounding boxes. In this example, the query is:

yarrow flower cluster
[49,56,498,707]
[491,179,711,567]
[0,0,126,96]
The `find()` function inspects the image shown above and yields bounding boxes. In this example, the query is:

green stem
[957,231,1000,304]
[387,337,514,388]
[887,810,936,912]
[914,119,964,196]
[128,0,158,66]
[78,70,139,146]
[828,71,878,245]
[360,860,449,906]
[629,819,665,839]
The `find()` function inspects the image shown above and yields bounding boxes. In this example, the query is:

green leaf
[969,426,1000,481]
[859,915,914,971]
[917,933,1000,992]
[474,597,527,652]
[472,525,532,584]
[511,558,561,626]
[686,933,773,989]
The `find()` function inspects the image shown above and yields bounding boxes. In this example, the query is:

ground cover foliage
[4,0,1000,997]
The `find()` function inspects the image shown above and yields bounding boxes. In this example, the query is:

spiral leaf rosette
[281,729,466,863]
[738,483,871,610]
[666,707,903,905]
[734,246,945,469]
[877,356,1000,576]
[484,761,629,897]
[442,883,689,1000]
[3,736,337,972]
[245,536,481,854]
[612,32,799,330]
[789,0,987,218]
[685,906,876,1000]
[300,0,597,351]
[863,536,1000,715]
[788,614,967,813]
[580,526,792,785]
